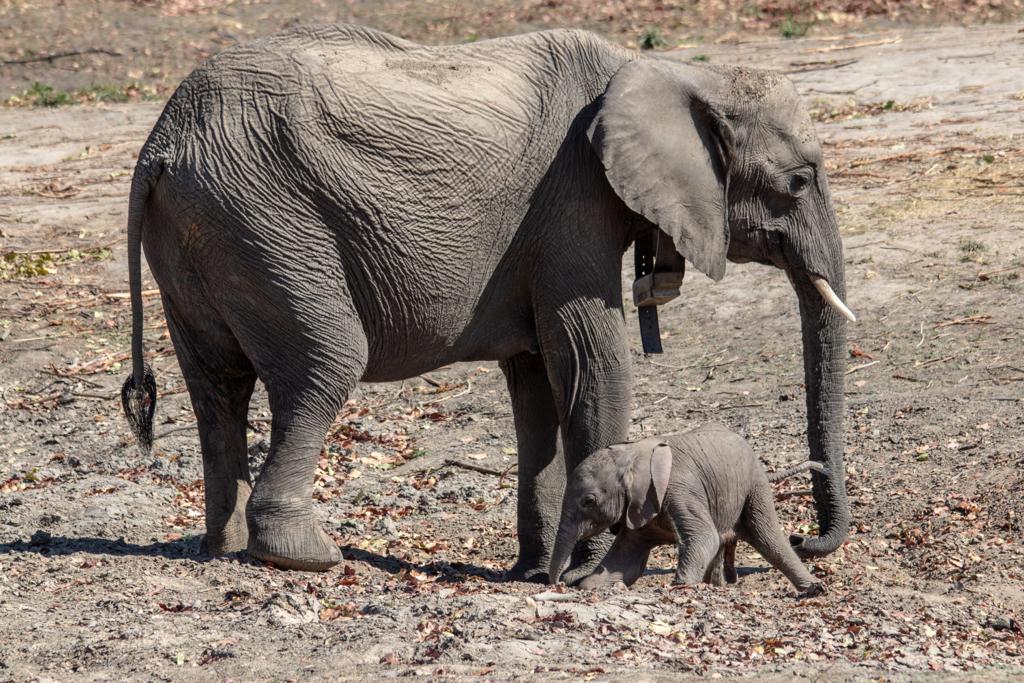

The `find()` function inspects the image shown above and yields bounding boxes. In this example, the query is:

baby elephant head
[548,440,672,584]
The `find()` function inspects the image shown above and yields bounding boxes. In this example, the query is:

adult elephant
[121,24,854,578]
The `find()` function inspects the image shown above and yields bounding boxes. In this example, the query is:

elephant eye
[788,171,811,195]
[579,494,597,509]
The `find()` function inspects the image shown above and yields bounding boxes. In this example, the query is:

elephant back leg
[737,483,824,595]
[211,260,369,571]
[162,296,257,557]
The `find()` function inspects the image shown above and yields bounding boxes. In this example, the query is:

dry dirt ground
[1,9,1023,683]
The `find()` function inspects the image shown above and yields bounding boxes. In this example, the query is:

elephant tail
[767,460,826,482]
[120,154,164,454]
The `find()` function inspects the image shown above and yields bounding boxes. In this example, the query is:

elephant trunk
[548,523,580,584]
[790,267,850,557]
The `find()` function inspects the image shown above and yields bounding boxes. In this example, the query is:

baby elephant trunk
[548,525,581,585]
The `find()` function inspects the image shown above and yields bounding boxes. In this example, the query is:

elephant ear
[626,442,673,529]
[588,60,733,281]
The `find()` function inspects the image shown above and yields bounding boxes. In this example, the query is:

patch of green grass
[959,239,987,263]
[0,247,114,280]
[959,239,986,254]
[5,81,161,107]
[980,153,995,164]
[690,54,710,62]
[21,82,71,107]
[639,26,668,50]
[0,251,55,279]
[779,14,811,39]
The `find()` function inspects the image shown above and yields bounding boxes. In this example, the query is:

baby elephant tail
[767,460,826,482]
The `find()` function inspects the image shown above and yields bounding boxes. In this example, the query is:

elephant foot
[201,518,249,556]
[201,483,251,556]
[504,556,551,584]
[246,505,341,572]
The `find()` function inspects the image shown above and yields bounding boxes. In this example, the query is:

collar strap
[633,230,685,354]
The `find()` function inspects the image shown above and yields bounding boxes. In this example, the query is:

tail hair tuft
[121,364,157,454]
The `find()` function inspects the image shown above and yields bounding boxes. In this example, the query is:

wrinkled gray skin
[122,24,850,576]
[549,426,825,596]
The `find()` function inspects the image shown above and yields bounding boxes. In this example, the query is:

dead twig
[785,58,857,74]
[914,354,956,368]
[104,289,162,300]
[846,360,880,375]
[443,458,513,478]
[805,37,901,54]
[1,48,122,66]
[934,315,992,329]
[978,266,1019,281]
[529,590,577,603]
[154,425,196,441]
[775,489,814,499]
[418,374,443,388]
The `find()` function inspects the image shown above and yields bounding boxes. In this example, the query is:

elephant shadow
[0,530,204,561]
[338,545,504,584]
[643,565,770,580]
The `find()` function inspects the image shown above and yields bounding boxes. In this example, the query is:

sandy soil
[1,16,1023,683]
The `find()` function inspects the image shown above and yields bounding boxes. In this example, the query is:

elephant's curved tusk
[809,275,857,323]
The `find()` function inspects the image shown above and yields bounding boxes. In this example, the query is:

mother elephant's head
[589,59,852,556]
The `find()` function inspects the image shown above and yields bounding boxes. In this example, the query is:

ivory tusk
[809,275,857,322]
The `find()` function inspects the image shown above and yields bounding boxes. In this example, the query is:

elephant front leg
[540,296,633,585]
[501,352,564,582]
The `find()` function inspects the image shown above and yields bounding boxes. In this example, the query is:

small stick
[418,374,443,388]
[915,354,956,368]
[775,489,814,499]
[805,37,901,54]
[529,591,578,603]
[719,402,766,410]
[785,58,857,74]
[154,425,195,441]
[104,289,161,300]
[71,391,117,401]
[934,315,992,329]
[497,463,518,489]
[846,360,880,375]
[978,266,1019,281]
[847,239,889,250]
[0,48,122,66]
[443,458,513,478]
[428,380,472,403]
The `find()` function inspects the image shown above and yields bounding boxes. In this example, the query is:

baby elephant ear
[626,442,673,529]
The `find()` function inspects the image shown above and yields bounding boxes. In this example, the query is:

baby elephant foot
[246,502,341,572]
[797,581,826,597]
[579,568,624,590]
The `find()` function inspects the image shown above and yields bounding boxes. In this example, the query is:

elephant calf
[549,424,825,596]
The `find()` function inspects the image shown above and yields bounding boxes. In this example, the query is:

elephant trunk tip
[789,516,851,558]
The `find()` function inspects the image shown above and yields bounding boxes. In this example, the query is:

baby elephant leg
[702,537,738,586]
[670,501,721,585]
[703,545,726,586]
